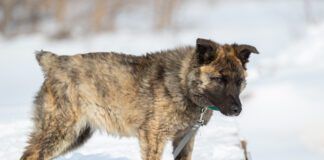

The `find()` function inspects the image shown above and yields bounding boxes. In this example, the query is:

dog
[21,38,258,160]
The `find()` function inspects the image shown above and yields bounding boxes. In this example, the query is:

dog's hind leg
[20,85,94,160]
[20,114,94,160]
[20,111,95,160]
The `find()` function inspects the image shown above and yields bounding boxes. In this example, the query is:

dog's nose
[231,105,242,115]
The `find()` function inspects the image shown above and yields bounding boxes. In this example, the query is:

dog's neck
[162,46,201,112]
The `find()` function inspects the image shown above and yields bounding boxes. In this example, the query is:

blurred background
[0,0,324,159]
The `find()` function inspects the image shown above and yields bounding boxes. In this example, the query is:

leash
[173,106,219,158]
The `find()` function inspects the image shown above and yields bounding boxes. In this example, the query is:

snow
[1,0,324,160]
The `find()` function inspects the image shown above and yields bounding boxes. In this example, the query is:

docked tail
[35,50,58,74]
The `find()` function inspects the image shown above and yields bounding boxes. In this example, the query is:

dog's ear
[196,38,218,65]
[234,44,259,69]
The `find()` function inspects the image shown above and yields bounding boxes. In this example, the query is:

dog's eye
[210,77,224,83]
[236,79,243,85]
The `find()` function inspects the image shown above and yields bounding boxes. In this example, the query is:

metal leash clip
[197,107,207,126]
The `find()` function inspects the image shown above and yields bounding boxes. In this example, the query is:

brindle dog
[21,38,258,160]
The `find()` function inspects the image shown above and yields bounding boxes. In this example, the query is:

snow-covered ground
[1,0,324,160]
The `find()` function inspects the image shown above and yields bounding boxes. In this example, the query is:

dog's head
[187,38,259,116]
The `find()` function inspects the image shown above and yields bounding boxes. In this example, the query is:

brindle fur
[21,38,258,160]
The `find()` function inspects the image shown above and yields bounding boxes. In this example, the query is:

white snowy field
[1,0,324,160]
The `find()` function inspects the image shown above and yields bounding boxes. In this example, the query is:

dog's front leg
[138,129,167,160]
[172,133,196,160]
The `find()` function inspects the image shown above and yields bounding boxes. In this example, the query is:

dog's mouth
[207,98,241,117]
[192,93,241,117]
[215,104,242,117]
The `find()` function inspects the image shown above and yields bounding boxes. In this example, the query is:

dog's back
[34,51,158,136]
